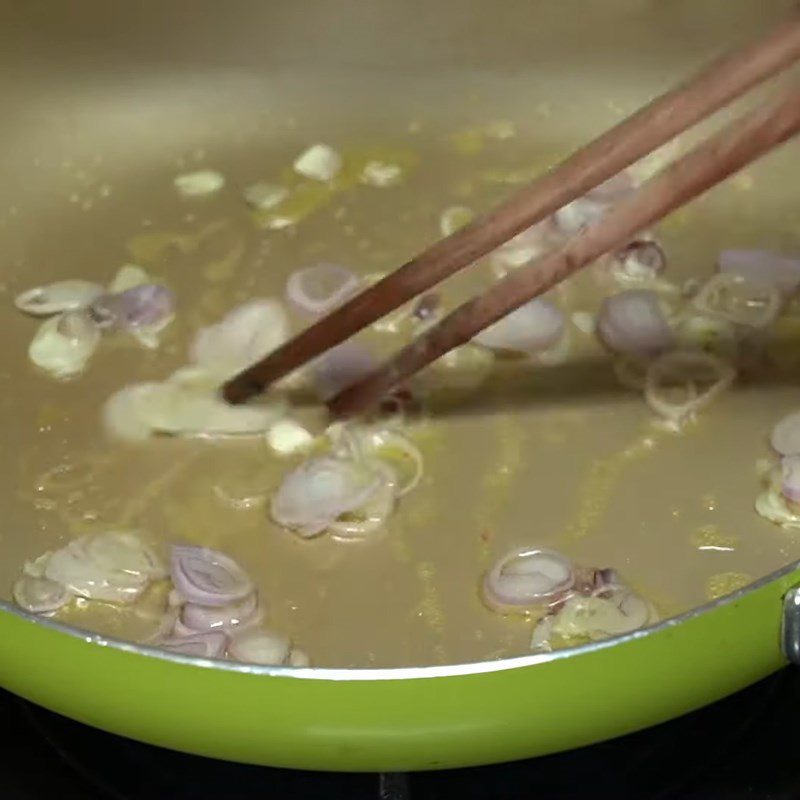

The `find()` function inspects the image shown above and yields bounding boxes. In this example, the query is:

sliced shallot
[174,170,225,197]
[611,239,667,284]
[86,531,165,579]
[755,484,800,530]
[482,548,575,615]
[596,290,673,357]
[180,592,261,633]
[550,590,655,640]
[44,532,162,604]
[644,350,735,427]
[12,575,72,614]
[160,632,229,659]
[474,299,565,354]
[271,456,383,538]
[718,249,800,296]
[691,273,781,329]
[103,372,284,441]
[102,382,162,441]
[265,419,315,456]
[190,299,289,380]
[360,429,424,497]
[15,280,104,316]
[573,566,621,596]
[781,456,800,504]
[328,470,396,541]
[28,311,101,379]
[293,143,342,182]
[289,648,311,667]
[771,411,800,456]
[170,546,255,607]
[227,629,292,665]
[89,284,175,331]
[286,263,361,319]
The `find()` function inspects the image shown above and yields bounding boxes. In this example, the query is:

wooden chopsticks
[329,84,800,416]
[223,10,800,415]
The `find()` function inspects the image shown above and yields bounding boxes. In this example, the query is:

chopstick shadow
[282,345,800,421]
[418,356,631,418]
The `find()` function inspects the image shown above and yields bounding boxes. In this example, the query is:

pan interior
[0,0,799,668]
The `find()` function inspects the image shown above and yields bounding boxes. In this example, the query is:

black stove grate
[5,667,800,800]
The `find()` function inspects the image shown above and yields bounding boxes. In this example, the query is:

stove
[5,667,800,799]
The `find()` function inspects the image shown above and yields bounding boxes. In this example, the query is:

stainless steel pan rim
[4,554,798,681]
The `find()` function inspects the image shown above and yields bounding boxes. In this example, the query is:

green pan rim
[2,557,797,682]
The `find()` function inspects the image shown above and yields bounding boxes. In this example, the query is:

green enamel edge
[0,561,797,771]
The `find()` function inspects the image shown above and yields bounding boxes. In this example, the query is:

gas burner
[3,669,800,799]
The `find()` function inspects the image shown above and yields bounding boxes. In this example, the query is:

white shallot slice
[781,456,800,504]
[755,484,800,530]
[328,470,396,541]
[15,280,104,316]
[89,284,175,331]
[361,429,424,497]
[596,290,673,357]
[718,249,800,296]
[360,160,402,188]
[160,632,229,659]
[474,299,565,354]
[482,548,575,615]
[293,143,342,182]
[170,546,255,607]
[227,628,292,665]
[22,553,52,579]
[550,590,655,639]
[310,339,378,401]
[12,575,72,614]
[190,299,289,380]
[771,411,800,456]
[44,532,160,604]
[611,239,667,285]
[28,311,101,379]
[86,531,165,580]
[102,382,163,441]
[530,614,556,652]
[265,419,315,456]
[691,273,781,329]
[103,377,281,441]
[285,263,361,319]
[644,350,735,427]
[289,648,311,667]
[180,592,261,633]
[174,170,225,197]
[271,456,383,537]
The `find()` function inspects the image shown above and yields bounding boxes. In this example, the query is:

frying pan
[1,0,800,772]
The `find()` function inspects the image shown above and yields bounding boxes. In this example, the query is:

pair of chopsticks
[223,10,800,418]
